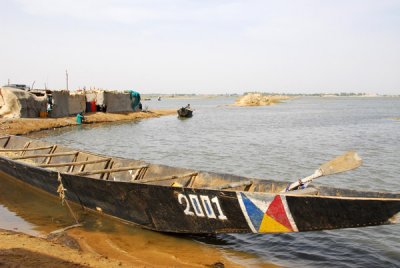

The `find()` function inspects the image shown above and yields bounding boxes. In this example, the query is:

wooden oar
[284,151,362,192]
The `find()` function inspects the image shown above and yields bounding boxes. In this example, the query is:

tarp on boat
[0,87,47,118]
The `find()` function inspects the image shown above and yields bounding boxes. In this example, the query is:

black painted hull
[0,135,399,234]
[177,108,193,118]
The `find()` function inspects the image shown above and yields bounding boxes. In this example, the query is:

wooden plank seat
[39,158,112,168]
[11,152,79,160]
[0,145,54,152]
[140,172,198,184]
[72,165,149,176]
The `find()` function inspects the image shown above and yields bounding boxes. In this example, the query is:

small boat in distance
[0,135,399,235]
[177,104,193,118]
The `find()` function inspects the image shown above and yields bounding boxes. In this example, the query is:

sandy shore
[0,109,176,136]
[0,228,128,268]
[0,228,242,268]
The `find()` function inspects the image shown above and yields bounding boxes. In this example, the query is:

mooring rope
[57,172,79,224]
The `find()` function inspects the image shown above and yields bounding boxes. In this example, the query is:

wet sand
[0,228,242,268]
[0,228,128,268]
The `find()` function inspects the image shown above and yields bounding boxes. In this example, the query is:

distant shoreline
[141,93,400,98]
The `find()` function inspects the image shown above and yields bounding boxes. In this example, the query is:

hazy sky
[1,0,399,94]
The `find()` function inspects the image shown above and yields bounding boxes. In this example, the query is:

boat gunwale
[1,135,400,234]
[1,152,399,201]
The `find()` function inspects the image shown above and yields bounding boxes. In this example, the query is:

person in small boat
[185,104,191,110]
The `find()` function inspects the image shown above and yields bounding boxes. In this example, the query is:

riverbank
[0,228,127,267]
[0,109,176,136]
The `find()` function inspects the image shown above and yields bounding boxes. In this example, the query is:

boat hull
[177,108,193,118]
[0,157,252,233]
[0,136,399,234]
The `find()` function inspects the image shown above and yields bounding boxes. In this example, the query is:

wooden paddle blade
[319,151,362,176]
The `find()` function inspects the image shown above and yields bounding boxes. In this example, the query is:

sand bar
[232,94,291,107]
[0,109,176,136]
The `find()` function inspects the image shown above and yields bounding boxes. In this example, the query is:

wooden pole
[140,172,198,184]
[12,152,78,160]
[44,145,58,165]
[0,146,54,152]
[20,142,31,156]
[66,70,69,91]
[72,165,148,176]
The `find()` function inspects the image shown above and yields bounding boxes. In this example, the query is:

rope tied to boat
[57,172,66,204]
[57,172,79,224]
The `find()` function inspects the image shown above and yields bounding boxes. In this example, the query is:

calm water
[2,96,400,267]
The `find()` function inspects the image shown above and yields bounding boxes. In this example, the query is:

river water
[1,96,399,267]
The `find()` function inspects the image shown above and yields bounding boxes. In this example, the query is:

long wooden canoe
[0,135,399,234]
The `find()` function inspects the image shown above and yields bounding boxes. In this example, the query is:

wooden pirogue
[0,135,399,234]
[177,107,193,118]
